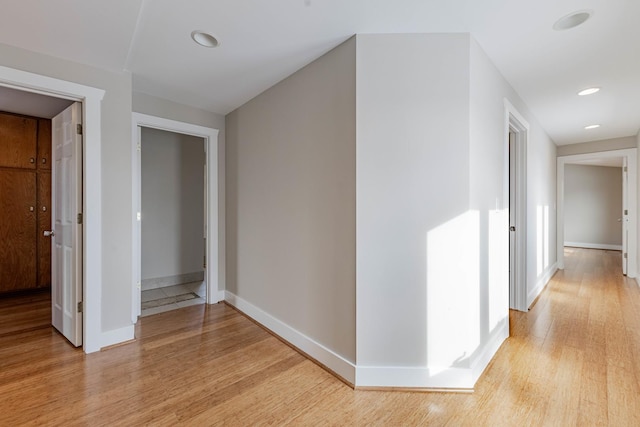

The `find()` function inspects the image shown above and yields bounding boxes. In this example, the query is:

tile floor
[140,281,206,317]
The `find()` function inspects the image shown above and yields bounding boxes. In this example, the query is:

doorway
[131,113,220,323]
[139,127,207,316]
[557,149,638,278]
[0,65,106,353]
[0,90,84,343]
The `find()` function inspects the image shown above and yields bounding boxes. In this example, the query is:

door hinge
[203,256,206,269]
[77,213,83,224]
[76,124,83,135]
[624,209,628,215]
[624,253,628,259]
[77,301,83,313]
[624,166,628,172]
[137,143,141,152]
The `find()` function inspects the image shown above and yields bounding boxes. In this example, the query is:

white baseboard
[356,320,509,390]
[470,319,509,383]
[565,242,622,251]
[224,291,356,384]
[142,271,205,291]
[527,262,558,308]
[101,325,135,349]
[355,365,474,390]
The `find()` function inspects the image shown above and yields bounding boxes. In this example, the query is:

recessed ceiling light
[584,124,600,130]
[578,87,600,96]
[553,10,593,31]
[191,30,220,48]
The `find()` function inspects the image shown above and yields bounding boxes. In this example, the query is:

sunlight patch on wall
[426,210,479,373]
[488,209,509,332]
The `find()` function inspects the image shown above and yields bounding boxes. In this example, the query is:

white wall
[356,34,471,382]
[469,39,557,312]
[557,136,637,157]
[0,42,133,335]
[225,38,356,367]
[564,165,622,248]
[141,127,204,281]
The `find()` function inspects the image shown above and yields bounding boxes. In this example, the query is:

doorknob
[509,226,516,232]
[44,230,55,237]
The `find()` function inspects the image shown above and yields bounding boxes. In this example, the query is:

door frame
[504,99,528,312]
[557,148,637,277]
[131,113,221,322]
[0,66,105,353]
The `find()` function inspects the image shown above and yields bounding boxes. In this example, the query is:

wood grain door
[0,113,37,169]
[0,170,37,291]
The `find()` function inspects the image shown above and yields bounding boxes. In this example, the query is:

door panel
[0,170,37,292]
[51,103,82,347]
[37,119,52,171]
[38,171,51,287]
[0,113,37,169]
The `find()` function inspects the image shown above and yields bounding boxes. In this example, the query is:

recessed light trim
[578,87,600,96]
[584,124,600,130]
[553,10,593,31]
[191,30,220,48]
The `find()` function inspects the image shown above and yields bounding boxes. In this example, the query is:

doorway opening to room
[0,86,86,347]
[139,127,207,316]
[131,113,220,323]
[557,149,637,278]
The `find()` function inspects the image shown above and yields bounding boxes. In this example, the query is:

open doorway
[139,127,207,316]
[131,113,220,323]
[557,150,637,277]
[0,86,85,345]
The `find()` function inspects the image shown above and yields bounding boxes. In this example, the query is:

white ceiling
[0,0,638,146]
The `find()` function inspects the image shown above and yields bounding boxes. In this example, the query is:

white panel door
[51,102,83,346]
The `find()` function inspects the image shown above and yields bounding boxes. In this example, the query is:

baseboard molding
[142,271,204,291]
[527,262,558,308]
[355,320,508,390]
[470,319,509,383]
[355,365,474,390]
[101,325,135,349]
[565,242,622,251]
[224,291,355,384]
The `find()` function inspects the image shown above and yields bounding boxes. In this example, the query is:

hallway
[0,248,639,425]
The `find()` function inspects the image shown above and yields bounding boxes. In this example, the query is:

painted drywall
[0,42,133,334]
[469,37,556,379]
[133,92,226,291]
[557,136,637,156]
[563,165,622,248]
[356,33,471,376]
[226,38,356,363]
[141,127,205,281]
[469,38,558,310]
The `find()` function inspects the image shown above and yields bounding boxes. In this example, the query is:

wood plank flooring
[1,248,640,425]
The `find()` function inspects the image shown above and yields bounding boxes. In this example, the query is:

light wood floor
[1,248,640,426]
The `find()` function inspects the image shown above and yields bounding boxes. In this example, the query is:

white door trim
[504,99,528,312]
[131,113,220,322]
[0,66,105,353]
[557,148,637,277]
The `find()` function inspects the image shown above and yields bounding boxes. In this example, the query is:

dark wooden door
[0,170,37,291]
[0,114,37,169]
[0,112,51,293]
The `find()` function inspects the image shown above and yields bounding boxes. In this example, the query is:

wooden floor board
[1,248,640,425]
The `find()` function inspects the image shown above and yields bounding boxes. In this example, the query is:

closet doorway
[131,113,220,322]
